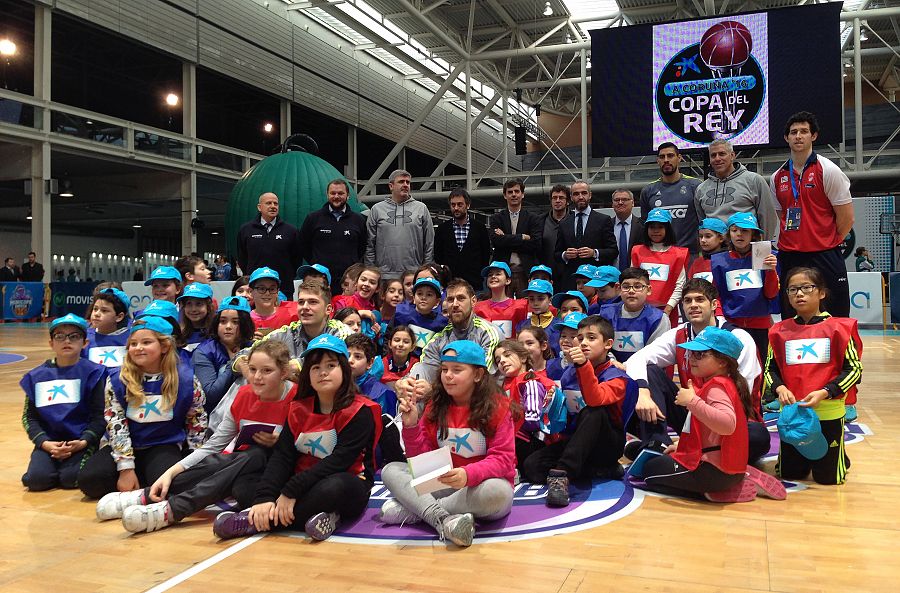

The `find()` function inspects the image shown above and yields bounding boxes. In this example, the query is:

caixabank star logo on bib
[285,479,643,545]
[653,14,769,148]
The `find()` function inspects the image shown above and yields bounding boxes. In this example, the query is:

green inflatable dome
[225,142,366,258]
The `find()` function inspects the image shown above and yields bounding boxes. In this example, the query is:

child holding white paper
[379,340,517,547]
[97,341,295,533]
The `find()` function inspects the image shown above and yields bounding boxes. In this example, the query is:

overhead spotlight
[543,1,553,17]
[26,208,32,220]
[535,104,541,117]
[0,38,16,57]
[165,93,179,107]
[211,231,220,235]
[59,180,74,198]
[263,122,275,133]
[132,224,142,229]
[859,26,868,41]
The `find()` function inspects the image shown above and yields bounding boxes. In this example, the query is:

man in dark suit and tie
[554,180,618,291]
[434,187,492,290]
[489,179,542,297]
[0,258,21,282]
[611,189,643,270]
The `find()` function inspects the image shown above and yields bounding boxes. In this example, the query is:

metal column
[580,48,588,181]
[465,60,473,190]
[182,63,198,254]
[502,93,509,173]
[280,99,292,143]
[853,18,864,171]
[347,126,358,184]
[31,4,51,272]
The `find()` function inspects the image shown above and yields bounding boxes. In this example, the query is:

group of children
[20,231,862,546]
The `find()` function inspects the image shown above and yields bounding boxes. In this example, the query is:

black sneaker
[595,463,625,480]
[623,440,644,462]
[213,510,259,540]
[546,469,570,507]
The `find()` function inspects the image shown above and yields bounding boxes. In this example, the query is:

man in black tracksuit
[236,192,302,288]
[299,180,368,295]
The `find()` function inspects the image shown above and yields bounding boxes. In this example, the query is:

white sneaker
[96,489,146,521]
[441,513,475,547]
[378,499,422,525]
[122,501,174,533]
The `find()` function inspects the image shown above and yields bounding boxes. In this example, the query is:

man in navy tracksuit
[299,180,367,295]
[236,192,302,287]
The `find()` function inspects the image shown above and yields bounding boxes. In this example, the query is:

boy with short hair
[522,315,636,506]
[573,264,598,305]
[599,267,670,362]
[528,265,554,285]
[21,314,107,491]
[175,255,212,286]
[516,279,555,334]
[145,266,182,303]
[586,266,622,314]
[345,334,404,465]
[393,277,448,353]
[248,267,298,336]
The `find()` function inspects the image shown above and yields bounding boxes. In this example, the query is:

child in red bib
[212,334,381,541]
[688,218,729,316]
[632,208,689,327]
[474,261,528,339]
[638,326,785,502]
[380,340,517,548]
[102,341,296,533]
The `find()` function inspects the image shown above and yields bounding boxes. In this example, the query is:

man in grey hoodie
[694,140,778,242]
[365,169,435,280]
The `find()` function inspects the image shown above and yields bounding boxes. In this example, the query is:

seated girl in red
[379,340,516,547]
[380,325,418,389]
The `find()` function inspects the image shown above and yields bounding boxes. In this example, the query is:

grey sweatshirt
[694,163,779,242]
[364,197,435,279]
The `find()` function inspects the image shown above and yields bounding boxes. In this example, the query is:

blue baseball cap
[586,265,621,288]
[727,212,762,231]
[440,340,487,367]
[413,277,443,296]
[248,266,280,287]
[130,315,174,336]
[645,208,673,224]
[523,279,553,296]
[218,295,251,314]
[778,403,828,460]
[49,313,88,334]
[551,290,589,312]
[573,264,597,279]
[99,287,131,312]
[177,282,213,302]
[296,264,332,285]
[677,326,743,360]
[300,333,349,359]
[699,217,729,235]
[481,261,511,278]
[137,300,179,324]
[557,311,587,331]
[529,265,553,278]
[144,266,181,286]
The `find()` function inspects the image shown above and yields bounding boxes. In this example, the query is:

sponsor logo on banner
[35,379,82,408]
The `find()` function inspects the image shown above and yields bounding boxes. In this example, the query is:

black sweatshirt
[253,399,375,503]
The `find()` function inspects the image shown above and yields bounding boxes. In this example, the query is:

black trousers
[777,247,850,318]
[156,447,268,521]
[378,420,406,466]
[643,456,744,498]
[22,447,89,491]
[777,416,849,485]
[515,434,546,472]
[78,444,183,499]
[522,406,624,483]
[275,473,372,531]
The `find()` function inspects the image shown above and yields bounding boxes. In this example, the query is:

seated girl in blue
[84,287,131,368]
[177,282,215,362]
[193,296,255,413]
[21,314,107,491]
[77,316,207,501]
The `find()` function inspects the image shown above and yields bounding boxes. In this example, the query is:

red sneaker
[704,478,757,503]
[745,466,787,500]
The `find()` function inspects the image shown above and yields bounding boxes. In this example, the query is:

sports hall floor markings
[141,534,267,593]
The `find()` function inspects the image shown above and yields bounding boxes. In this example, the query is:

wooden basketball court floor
[1,324,898,593]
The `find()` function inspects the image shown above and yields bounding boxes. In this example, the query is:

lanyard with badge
[783,159,802,231]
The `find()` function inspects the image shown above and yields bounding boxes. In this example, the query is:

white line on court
[142,533,267,593]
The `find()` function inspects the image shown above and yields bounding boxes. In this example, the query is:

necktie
[576,212,585,240]
[265,222,272,234]
[618,221,629,269]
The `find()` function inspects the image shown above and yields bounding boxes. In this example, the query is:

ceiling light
[132,224,142,228]
[859,26,868,41]
[211,231,220,235]
[263,122,275,133]
[544,2,553,17]
[0,39,16,57]
[165,93,179,107]
[59,180,74,198]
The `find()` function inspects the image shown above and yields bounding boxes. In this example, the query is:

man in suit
[434,187,491,290]
[0,258,21,282]
[489,179,542,297]
[611,189,643,270]
[554,180,618,291]
[539,184,571,282]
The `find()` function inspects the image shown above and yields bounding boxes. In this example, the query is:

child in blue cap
[711,211,779,361]
[192,296,256,412]
[145,266,182,303]
[21,314,107,491]
[474,261,528,339]
[631,208,689,327]
[688,218,729,317]
[380,340,516,547]
[177,282,215,356]
[637,326,785,502]
[85,287,131,368]
[212,334,382,542]
[516,279,557,340]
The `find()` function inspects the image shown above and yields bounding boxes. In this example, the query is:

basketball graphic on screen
[700,21,752,69]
